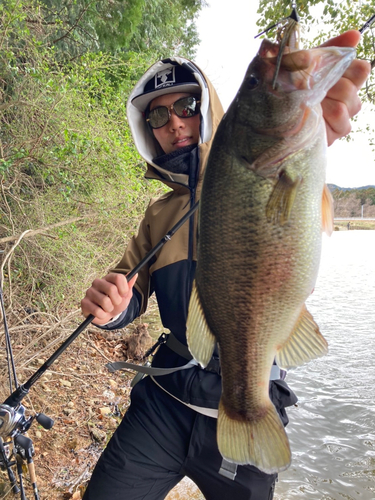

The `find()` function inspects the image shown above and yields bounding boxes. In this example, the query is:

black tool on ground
[0,200,199,498]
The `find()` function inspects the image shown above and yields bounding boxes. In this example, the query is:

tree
[2,0,199,314]
[128,0,204,59]
[256,0,375,147]
[36,0,205,59]
[38,0,145,56]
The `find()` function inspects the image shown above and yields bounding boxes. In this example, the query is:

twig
[0,214,96,244]
[68,466,91,494]
[0,229,31,291]
[1,180,15,234]
[52,1,94,45]
[85,338,113,363]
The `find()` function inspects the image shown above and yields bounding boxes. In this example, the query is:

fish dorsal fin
[266,170,302,225]
[322,183,334,236]
[276,304,328,369]
[186,280,216,368]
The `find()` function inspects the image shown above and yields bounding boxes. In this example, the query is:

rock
[99,407,111,417]
[108,418,118,429]
[109,379,118,389]
[60,379,72,387]
[102,390,115,400]
[63,408,75,416]
[91,428,106,442]
[125,323,152,360]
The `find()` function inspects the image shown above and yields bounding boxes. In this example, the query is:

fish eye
[247,74,259,90]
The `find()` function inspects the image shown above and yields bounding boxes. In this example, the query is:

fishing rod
[0,283,54,500]
[0,200,199,498]
[359,13,375,34]
[254,2,299,39]
[255,4,375,38]
[2,200,199,409]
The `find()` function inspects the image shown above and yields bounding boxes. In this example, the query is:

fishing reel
[0,403,54,499]
[0,403,53,440]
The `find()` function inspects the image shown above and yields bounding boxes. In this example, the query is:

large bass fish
[186,38,356,474]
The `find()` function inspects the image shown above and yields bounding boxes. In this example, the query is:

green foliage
[1,0,200,317]
[38,0,146,56]
[355,187,375,205]
[256,0,375,100]
[36,0,204,59]
[256,0,375,148]
[128,0,203,59]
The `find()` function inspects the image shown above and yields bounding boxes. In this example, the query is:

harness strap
[106,332,281,380]
[167,333,221,374]
[106,358,198,376]
[165,332,192,360]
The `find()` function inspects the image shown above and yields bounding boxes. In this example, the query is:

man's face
[149,92,201,155]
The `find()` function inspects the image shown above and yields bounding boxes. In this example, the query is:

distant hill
[328,184,375,218]
[328,184,375,192]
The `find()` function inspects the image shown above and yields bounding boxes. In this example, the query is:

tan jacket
[114,58,224,317]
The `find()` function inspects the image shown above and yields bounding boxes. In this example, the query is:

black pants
[83,376,277,500]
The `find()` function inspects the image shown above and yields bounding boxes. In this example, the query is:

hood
[127,57,224,188]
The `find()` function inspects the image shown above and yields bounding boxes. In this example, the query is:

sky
[195,0,375,188]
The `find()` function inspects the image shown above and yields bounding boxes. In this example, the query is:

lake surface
[150,230,375,499]
[275,230,375,500]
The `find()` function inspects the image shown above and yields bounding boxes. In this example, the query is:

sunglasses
[146,96,201,129]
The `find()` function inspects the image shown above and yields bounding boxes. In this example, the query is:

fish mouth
[258,41,315,93]
[258,17,303,88]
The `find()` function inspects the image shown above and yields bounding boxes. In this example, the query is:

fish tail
[217,401,291,474]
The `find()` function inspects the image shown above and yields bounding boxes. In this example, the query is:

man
[81,31,370,499]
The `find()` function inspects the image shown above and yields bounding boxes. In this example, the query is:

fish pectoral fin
[322,183,334,236]
[186,280,216,368]
[266,170,302,225]
[217,401,291,474]
[276,304,328,369]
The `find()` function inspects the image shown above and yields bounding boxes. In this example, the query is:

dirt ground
[0,317,203,499]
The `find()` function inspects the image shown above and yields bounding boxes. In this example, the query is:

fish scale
[186,34,356,474]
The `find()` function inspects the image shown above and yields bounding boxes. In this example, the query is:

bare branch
[0,214,96,245]
[52,1,95,45]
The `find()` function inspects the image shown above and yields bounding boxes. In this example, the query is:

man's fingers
[322,98,352,146]
[104,272,138,297]
[325,77,362,119]
[126,273,138,292]
[341,59,372,90]
[319,29,371,146]
[320,30,361,49]
[90,278,124,307]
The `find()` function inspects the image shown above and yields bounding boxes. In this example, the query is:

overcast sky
[195,0,374,188]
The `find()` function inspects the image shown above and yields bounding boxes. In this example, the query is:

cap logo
[155,67,175,89]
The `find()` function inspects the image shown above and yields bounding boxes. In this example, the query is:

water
[274,231,375,499]
[150,231,375,499]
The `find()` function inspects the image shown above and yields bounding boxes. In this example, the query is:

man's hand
[81,273,138,325]
[320,30,371,146]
